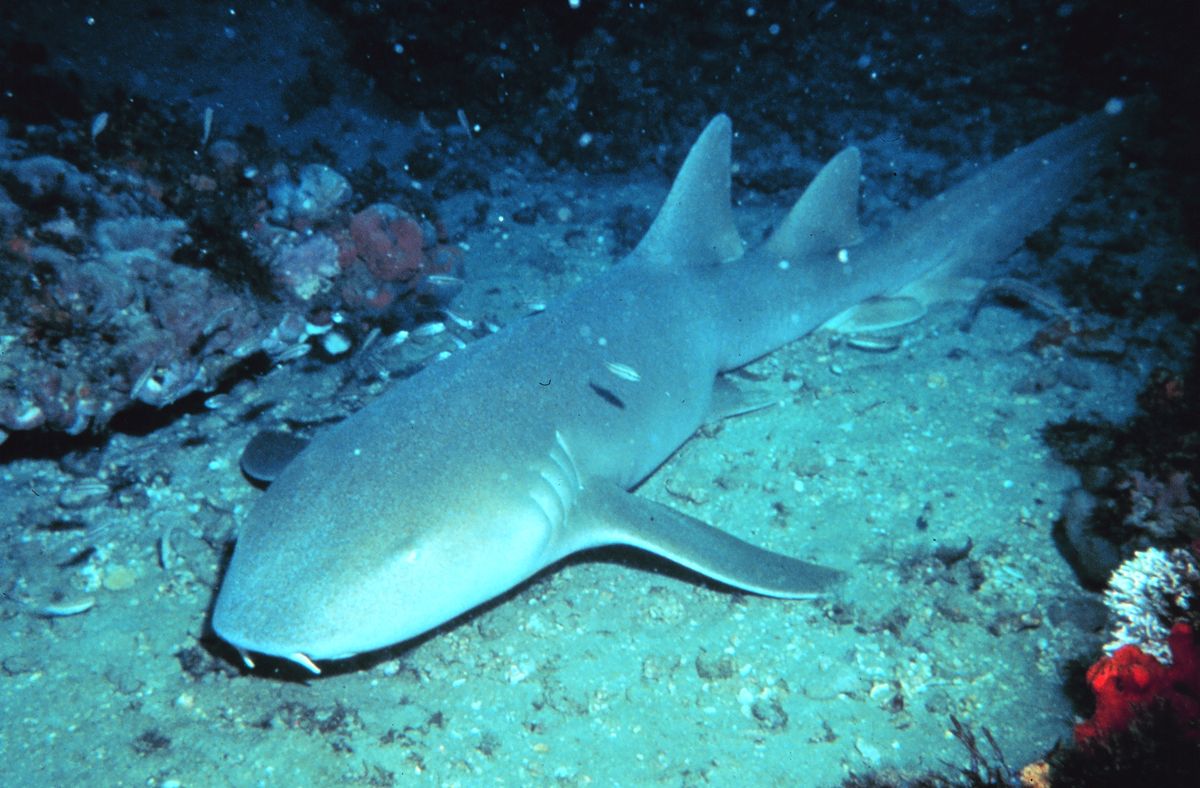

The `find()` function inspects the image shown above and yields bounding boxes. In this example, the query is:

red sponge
[1075,623,1200,743]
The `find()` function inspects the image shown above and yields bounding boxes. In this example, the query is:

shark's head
[211,481,559,672]
[211,420,577,674]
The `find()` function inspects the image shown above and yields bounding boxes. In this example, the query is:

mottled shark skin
[213,105,1128,673]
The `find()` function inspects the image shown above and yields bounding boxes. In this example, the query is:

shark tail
[710,101,1133,370]
[866,101,1133,288]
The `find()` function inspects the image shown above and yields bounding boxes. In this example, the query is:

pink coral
[346,203,427,283]
[333,203,445,314]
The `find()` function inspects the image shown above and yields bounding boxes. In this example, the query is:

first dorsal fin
[633,114,744,267]
[763,146,863,262]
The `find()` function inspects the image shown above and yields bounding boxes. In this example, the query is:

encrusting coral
[1102,546,1199,661]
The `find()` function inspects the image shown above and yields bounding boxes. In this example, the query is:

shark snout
[212,588,318,672]
[210,549,369,673]
[211,587,374,674]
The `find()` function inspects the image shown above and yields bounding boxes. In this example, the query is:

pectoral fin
[241,430,310,484]
[567,484,843,598]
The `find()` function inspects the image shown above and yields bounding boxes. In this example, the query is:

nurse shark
[213,104,1128,673]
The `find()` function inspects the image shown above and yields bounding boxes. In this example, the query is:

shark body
[213,107,1126,672]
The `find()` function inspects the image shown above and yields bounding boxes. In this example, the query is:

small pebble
[322,331,351,355]
[102,564,137,591]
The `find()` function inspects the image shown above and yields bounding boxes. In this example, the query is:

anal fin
[820,295,926,335]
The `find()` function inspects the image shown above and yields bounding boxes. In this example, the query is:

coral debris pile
[0,104,463,446]
[0,123,267,442]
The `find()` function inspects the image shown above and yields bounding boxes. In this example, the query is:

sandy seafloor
[0,2,1195,787]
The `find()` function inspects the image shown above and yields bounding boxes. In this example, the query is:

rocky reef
[0,107,463,445]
